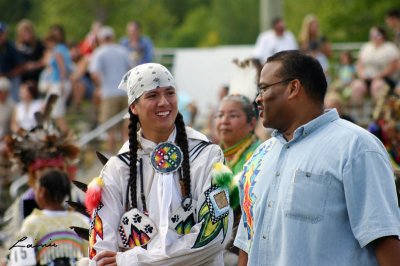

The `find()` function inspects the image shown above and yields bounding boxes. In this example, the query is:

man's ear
[288,79,301,99]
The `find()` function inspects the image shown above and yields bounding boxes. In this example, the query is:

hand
[24,62,36,71]
[93,250,117,266]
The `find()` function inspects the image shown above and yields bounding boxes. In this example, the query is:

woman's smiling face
[216,99,255,147]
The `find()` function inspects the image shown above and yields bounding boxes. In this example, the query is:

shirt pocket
[284,169,331,224]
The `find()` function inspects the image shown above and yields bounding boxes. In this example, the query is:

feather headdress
[228,58,261,101]
[5,94,79,184]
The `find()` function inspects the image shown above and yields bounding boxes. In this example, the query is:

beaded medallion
[150,142,183,174]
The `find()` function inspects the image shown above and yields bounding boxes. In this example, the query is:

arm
[355,59,366,79]
[88,52,101,88]
[70,56,89,82]
[343,146,400,251]
[89,159,125,260]
[10,107,19,133]
[54,52,68,82]
[373,236,400,266]
[375,59,398,79]
[89,72,101,88]
[238,249,248,266]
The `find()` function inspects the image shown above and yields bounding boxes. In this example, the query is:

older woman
[350,26,400,106]
[216,94,261,177]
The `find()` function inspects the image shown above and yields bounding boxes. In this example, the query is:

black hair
[126,110,192,211]
[38,169,71,204]
[23,81,39,99]
[266,50,327,103]
[373,26,388,41]
[340,50,354,65]
[271,17,282,27]
[50,24,66,43]
[386,8,400,18]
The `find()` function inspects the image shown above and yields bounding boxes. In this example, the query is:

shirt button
[276,172,280,176]
[268,202,272,207]
[262,235,267,239]
[286,145,290,149]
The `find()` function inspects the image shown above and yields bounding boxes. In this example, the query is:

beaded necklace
[223,134,256,169]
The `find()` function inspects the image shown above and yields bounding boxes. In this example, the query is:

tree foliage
[0,0,397,47]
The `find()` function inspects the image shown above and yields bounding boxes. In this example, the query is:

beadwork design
[150,142,183,174]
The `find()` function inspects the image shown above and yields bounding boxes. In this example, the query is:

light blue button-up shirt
[234,109,400,266]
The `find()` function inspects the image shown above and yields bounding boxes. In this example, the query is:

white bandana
[118,63,176,106]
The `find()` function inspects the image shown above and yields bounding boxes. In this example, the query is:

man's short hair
[271,17,282,27]
[386,8,400,18]
[266,50,327,103]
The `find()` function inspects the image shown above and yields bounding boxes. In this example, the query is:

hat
[98,26,115,41]
[0,77,11,91]
[0,22,6,33]
[118,63,176,106]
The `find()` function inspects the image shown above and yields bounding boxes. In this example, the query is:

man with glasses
[234,50,400,265]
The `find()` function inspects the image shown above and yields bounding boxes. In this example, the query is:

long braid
[127,109,139,211]
[175,112,191,199]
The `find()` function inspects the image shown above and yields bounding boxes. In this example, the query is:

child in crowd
[331,50,356,100]
[9,169,88,266]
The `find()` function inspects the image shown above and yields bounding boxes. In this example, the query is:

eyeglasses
[257,78,294,97]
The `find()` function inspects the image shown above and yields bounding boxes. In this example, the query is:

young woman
[88,63,233,265]
[42,25,73,132]
[215,94,261,265]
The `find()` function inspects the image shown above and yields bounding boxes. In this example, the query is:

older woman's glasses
[257,78,294,97]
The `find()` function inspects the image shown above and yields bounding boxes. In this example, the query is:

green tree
[285,0,395,42]
[0,0,397,47]
[211,0,259,45]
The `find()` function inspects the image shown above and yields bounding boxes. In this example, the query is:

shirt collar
[138,127,177,155]
[118,127,177,155]
[272,108,340,142]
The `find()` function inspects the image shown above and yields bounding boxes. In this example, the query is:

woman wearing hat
[87,63,233,265]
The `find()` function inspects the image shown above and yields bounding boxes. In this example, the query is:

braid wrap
[127,109,139,211]
[175,112,191,199]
